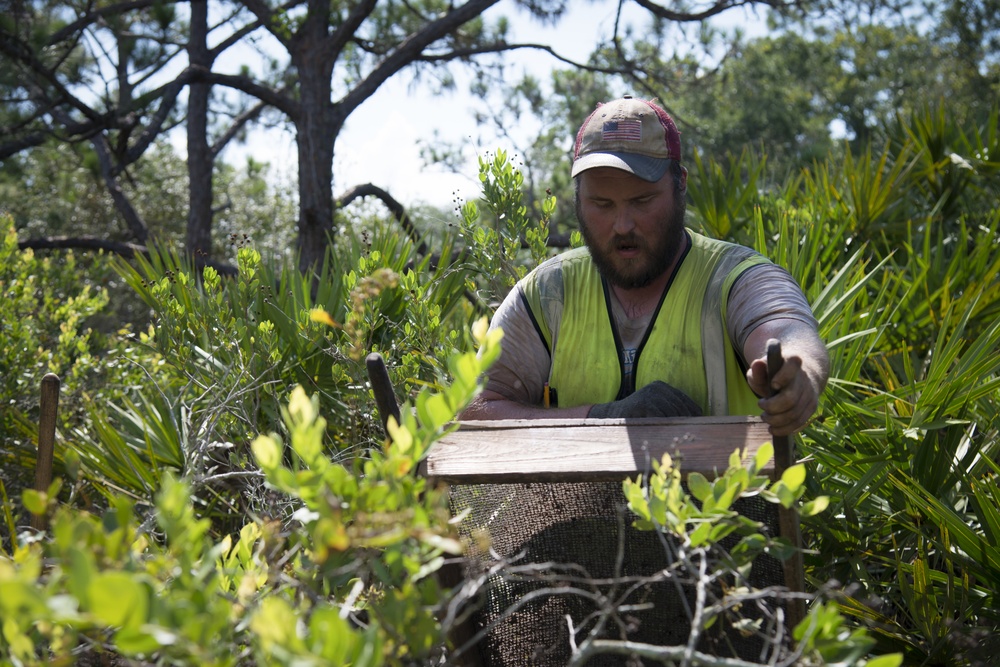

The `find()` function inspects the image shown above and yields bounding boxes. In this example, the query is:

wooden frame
[421,416,774,483]
[365,352,807,663]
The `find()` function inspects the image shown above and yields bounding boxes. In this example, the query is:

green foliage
[670,102,1000,662]
[66,223,474,519]
[0,140,298,264]
[616,446,896,665]
[5,97,1000,665]
[687,147,767,239]
[0,214,145,536]
[458,149,556,305]
[0,324,501,666]
[729,107,1000,663]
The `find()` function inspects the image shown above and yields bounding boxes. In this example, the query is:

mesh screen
[450,482,785,666]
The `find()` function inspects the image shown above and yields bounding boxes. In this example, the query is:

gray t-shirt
[484,262,818,406]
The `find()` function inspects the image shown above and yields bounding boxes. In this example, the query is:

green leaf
[687,472,711,502]
[766,537,798,562]
[0,581,49,617]
[689,521,712,547]
[780,464,806,491]
[88,572,148,630]
[865,654,904,667]
[386,417,413,454]
[417,391,453,430]
[753,441,774,473]
[251,435,282,471]
[308,607,359,663]
[800,495,830,517]
[775,483,797,508]
[115,627,169,655]
[252,596,303,653]
[21,489,46,515]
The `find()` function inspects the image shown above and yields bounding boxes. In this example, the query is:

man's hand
[588,381,702,419]
[744,320,829,436]
[746,354,820,436]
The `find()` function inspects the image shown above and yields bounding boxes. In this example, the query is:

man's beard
[577,197,687,290]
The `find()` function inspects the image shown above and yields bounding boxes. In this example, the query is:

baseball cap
[571,96,682,182]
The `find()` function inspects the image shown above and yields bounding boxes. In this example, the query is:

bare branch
[18,236,238,276]
[570,638,770,667]
[631,0,795,23]
[46,0,167,45]
[209,97,275,159]
[206,7,281,61]
[336,182,429,256]
[201,70,300,117]
[412,41,634,78]
[340,0,502,113]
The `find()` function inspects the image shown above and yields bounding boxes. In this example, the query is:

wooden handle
[767,339,792,473]
[766,339,807,629]
[366,352,401,436]
[32,373,60,531]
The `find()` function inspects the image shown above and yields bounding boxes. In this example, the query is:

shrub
[0,214,145,541]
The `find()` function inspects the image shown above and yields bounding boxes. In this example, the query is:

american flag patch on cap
[602,119,642,142]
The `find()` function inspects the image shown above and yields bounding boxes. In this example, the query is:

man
[462,96,828,435]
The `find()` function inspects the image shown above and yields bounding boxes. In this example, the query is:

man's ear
[679,166,688,192]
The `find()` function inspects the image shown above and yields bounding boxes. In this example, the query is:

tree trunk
[186,0,214,258]
[294,113,338,272]
[291,0,339,272]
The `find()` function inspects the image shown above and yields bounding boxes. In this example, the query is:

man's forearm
[461,390,592,421]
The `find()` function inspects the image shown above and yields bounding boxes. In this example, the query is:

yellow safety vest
[519,231,769,415]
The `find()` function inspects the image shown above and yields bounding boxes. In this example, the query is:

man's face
[575,166,687,290]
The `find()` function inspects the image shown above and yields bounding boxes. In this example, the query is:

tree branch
[340,0,502,113]
[570,639,770,667]
[209,96,276,159]
[240,0,303,51]
[46,0,166,44]
[18,236,238,276]
[329,0,379,63]
[631,0,795,22]
[336,183,428,256]
[412,41,637,78]
[201,70,300,117]
[0,27,111,127]
[206,7,279,61]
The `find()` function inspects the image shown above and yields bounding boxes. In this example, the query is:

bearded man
[462,96,828,434]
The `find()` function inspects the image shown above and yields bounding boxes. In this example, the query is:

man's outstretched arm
[462,382,702,421]
[461,389,592,421]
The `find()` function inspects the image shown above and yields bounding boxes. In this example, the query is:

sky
[218,1,768,210]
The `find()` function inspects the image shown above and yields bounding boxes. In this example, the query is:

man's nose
[612,210,635,235]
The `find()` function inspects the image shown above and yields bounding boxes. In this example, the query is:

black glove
[588,381,702,419]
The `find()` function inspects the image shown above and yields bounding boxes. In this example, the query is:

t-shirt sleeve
[482,286,552,405]
[727,263,819,364]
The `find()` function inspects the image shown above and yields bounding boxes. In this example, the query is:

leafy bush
[2,325,897,665]
[65,151,553,524]
[5,104,999,665]
[607,445,897,667]
[732,107,1000,664]
[457,149,556,307]
[0,214,145,539]
[0,321,501,666]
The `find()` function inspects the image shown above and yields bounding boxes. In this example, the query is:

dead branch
[17,236,238,276]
